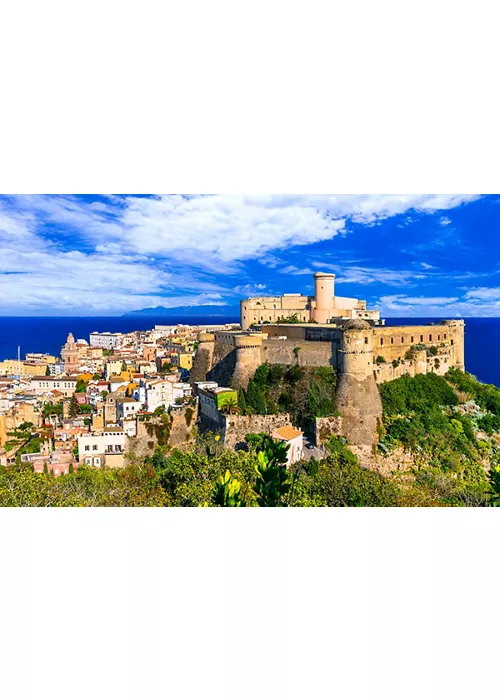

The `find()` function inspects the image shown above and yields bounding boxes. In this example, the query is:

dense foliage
[378,369,500,505]
[379,373,458,416]
[239,363,338,422]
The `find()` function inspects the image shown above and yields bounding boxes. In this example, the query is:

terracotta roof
[272,426,303,442]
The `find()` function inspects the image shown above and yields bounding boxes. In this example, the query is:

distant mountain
[123,304,241,319]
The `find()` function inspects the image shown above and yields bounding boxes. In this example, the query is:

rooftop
[273,426,303,442]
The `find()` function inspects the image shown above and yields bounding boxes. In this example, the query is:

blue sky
[0,193,497,316]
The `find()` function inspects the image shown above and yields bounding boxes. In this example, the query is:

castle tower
[335,320,382,447]
[63,332,80,375]
[190,333,216,384]
[313,272,335,324]
[231,335,263,390]
[443,320,465,371]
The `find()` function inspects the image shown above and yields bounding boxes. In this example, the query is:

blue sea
[0,316,497,386]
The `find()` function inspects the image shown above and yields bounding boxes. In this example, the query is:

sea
[0,316,497,386]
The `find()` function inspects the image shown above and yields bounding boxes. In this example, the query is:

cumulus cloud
[0,193,484,313]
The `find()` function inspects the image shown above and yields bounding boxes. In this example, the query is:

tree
[213,470,245,507]
[252,435,291,507]
[69,394,80,417]
[76,379,88,393]
[238,388,247,415]
[45,365,51,376]
[246,380,266,415]
[220,395,240,415]
[491,466,500,507]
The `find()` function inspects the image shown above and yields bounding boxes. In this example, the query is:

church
[240,272,382,330]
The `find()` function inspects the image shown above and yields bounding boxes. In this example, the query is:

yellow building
[0,360,48,377]
[179,353,193,371]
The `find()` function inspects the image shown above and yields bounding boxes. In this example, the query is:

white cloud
[0,193,484,313]
[233,283,267,296]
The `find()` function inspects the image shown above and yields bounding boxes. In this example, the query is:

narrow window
[429,335,433,342]
[365,337,369,345]
[411,336,414,343]
[401,337,404,344]
[380,338,384,346]
[391,337,394,345]
[420,335,424,343]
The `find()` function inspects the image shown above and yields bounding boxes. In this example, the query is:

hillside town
[0,323,248,474]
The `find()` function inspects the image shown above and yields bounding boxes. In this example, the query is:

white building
[272,426,304,467]
[30,376,78,398]
[90,332,123,350]
[145,379,173,413]
[78,428,126,467]
[172,383,193,405]
[116,397,143,422]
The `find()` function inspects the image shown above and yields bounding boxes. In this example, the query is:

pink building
[32,451,77,477]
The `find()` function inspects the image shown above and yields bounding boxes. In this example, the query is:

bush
[380,373,459,416]
[296,448,399,507]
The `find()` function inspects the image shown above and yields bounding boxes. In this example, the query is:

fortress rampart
[192,319,466,447]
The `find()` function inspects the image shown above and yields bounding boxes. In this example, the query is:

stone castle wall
[191,320,466,448]
[128,406,198,458]
[199,411,292,449]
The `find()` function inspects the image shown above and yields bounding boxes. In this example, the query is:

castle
[192,273,465,448]
[241,272,381,329]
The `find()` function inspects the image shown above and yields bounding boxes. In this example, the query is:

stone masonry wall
[223,413,293,449]
[263,339,336,368]
[127,406,198,458]
[315,416,343,446]
[198,410,292,449]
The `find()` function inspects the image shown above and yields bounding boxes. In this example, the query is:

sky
[0,193,497,317]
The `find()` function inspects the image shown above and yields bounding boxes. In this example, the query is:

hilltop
[123,304,240,319]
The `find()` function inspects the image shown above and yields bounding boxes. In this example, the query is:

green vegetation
[42,402,63,419]
[277,313,301,324]
[0,462,167,507]
[69,394,80,417]
[377,368,500,506]
[240,363,338,422]
[76,379,88,393]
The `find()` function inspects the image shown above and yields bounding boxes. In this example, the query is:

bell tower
[63,333,80,375]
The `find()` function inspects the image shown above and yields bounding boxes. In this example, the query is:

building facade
[240,272,381,330]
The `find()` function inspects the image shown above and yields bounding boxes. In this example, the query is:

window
[401,337,404,344]
[444,334,447,340]
[391,337,394,344]
[84,445,90,452]
[420,335,424,343]
[364,337,369,345]
[92,444,98,451]
[380,338,384,346]
[411,336,414,343]
[429,335,433,342]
